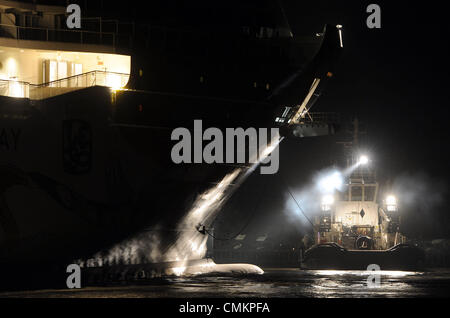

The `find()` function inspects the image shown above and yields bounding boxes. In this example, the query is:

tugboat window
[351,186,362,201]
[364,186,376,202]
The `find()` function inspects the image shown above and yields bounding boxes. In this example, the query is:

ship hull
[0,86,274,267]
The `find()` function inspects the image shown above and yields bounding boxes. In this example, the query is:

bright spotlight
[386,195,396,205]
[318,171,343,193]
[321,194,334,211]
[359,155,369,165]
[386,195,397,211]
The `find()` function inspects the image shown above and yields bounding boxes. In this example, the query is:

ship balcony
[0,70,129,100]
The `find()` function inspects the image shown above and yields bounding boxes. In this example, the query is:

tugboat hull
[301,243,425,271]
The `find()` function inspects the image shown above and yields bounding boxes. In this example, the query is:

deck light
[321,194,334,211]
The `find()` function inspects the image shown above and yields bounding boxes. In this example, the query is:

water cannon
[385,195,397,212]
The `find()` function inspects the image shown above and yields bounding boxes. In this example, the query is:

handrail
[0,23,115,36]
[0,70,129,100]
[29,70,129,88]
[0,23,116,47]
[0,78,29,85]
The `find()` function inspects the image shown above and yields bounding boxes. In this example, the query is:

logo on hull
[63,120,92,175]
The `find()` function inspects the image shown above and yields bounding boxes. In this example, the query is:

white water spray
[163,134,282,275]
[79,134,282,275]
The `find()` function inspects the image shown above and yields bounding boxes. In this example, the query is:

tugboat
[301,119,425,270]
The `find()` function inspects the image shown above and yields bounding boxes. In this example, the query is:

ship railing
[0,71,129,100]
[0,24,116,48]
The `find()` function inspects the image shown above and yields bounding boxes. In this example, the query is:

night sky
[285,0,449,178]
[217,1,450,240]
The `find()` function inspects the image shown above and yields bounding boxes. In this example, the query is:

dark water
[1,269,450,298]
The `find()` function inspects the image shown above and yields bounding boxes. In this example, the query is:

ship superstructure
[0,0,130,99]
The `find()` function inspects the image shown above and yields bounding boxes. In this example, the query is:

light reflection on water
[157,269,448,298]
[148,268,450,298]
[1,268,450,298]
[312,270,421,277]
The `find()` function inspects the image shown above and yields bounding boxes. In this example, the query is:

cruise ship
[0,0,342,281]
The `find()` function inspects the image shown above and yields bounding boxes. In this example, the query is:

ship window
[364,186,376,201]
[45,60,71,86]
[74,64,82,76]
[57,61,68,87]
[70,63,83,77]
[351,186,362,201]
[48,60,57,82]
[70,63,83,87]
